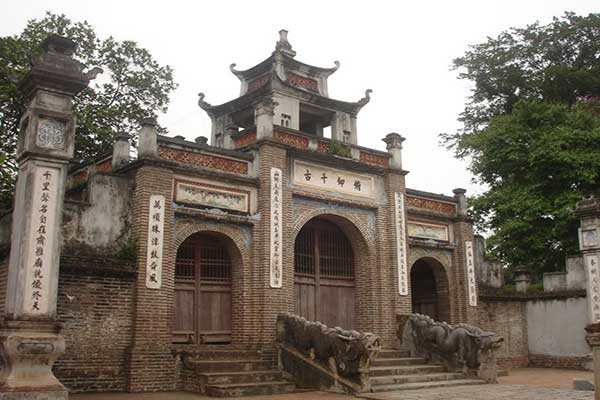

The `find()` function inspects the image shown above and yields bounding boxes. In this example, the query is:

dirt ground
[498,367,594,389]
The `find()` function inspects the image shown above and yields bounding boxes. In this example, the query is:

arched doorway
[410,258,450,322]
[294,217,355,329]
[173,232,233,344]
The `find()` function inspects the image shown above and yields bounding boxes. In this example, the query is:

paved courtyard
[71,385,594,400]
[71,368,595,400]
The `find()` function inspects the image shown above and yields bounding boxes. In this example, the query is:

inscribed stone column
[576,195,600,398]
[0,35,99,399]
[378,133,408,345]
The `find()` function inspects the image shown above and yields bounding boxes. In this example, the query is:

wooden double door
[294,218,356,329]
[173,233,232,344]
[411,259,439,321]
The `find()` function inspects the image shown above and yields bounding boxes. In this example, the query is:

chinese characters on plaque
[270,168,283,288]
[293,160,375,198]
[145,195,165,289]
[465,240,477,306]
[175,180,249,213]
[407,222,449,241]
[394,193,408,296]
[585,254,600,323]
[25,166,59,314]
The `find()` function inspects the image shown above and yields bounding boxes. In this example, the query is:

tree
[0,12,177,210]
[442,12,600,277]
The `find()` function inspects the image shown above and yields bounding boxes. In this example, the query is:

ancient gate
[410,257,450,322]
[173,233,232,343]
[294,218,356,329]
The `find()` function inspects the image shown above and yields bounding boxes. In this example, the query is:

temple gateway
[0,31,488,397]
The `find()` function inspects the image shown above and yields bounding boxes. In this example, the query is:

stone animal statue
[277,313,381,380]
[408,313,503,370]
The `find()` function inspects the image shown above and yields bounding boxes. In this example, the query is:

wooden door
[411,260,439,321]
[173,233,232,344]
[294,219,355,329]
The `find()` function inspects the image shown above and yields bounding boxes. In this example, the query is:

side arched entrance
[173,232,237,344]
[294,216,356,329]
[410,257,450,322]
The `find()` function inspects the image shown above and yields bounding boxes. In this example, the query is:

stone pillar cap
[141,117,157,127]
[195,136,208,145]
[453,188,467,195]
[115,132,130,141]
[382,132,405,150]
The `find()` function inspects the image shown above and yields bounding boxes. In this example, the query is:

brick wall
[127,162,177,391]
[477,300,529,368]
[54,255,136,392]
[529,354,592,370]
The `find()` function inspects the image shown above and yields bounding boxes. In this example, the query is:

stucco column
[112,133,131,169]
[575,195,600,325]
[255,98,277,140]
[382,132,405,170]
[0,35,98,399]
[586,323,600,399]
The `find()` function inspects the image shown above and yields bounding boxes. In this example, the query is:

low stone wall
[478,290,591,370]
[529,354,593,370]
[477,299,529,368]
[53,255,136,393]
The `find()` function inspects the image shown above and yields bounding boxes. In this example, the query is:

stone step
[181,349,262,361]
[206,381,296,397]
[370,372,466,386]
[190,359,273,373]
[369,378,485,392]
[369,364,447,377]
[201,370,284,385]
[372,357,427,367]
[376,349,410,359]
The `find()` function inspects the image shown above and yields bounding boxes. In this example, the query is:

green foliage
[0,12,177,210]
[443,12,600,276]
[327,141,352,158]
[116,237,137,261]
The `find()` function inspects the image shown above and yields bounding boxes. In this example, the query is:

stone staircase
[368,349,485,392]
[180,348,296,397]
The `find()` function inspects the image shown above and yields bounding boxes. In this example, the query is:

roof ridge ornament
[197,92,212,110]
[275,29,296,58]
[357,89,373,107]
[229,63,242,78]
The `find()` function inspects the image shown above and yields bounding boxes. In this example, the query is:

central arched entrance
[173,232,233,344]
[294,217,355,329]
[410,257,450,322]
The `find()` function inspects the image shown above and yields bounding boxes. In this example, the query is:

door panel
[173,234,232,344]
[294,219,355,329]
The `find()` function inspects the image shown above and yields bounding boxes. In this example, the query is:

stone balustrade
[276,313,382,394]
[398,313,504,383]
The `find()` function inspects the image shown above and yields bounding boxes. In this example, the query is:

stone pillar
[1,35,98,399]
[255,98,277,140]
[575,195,600,324]
[453,188,468,218]
[514,270,531,293]
[138,117,158,158]
[382,132,405,170]
[586,323,600,399]
[112,133,130,169]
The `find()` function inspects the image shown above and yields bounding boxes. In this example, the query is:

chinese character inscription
[465,241,477,306]
[25,166,59,314]
[146,195,165,289]
[270,168,283,288]
[395,193,408,296]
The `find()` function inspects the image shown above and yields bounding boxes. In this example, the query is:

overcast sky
[2,1,598,197]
